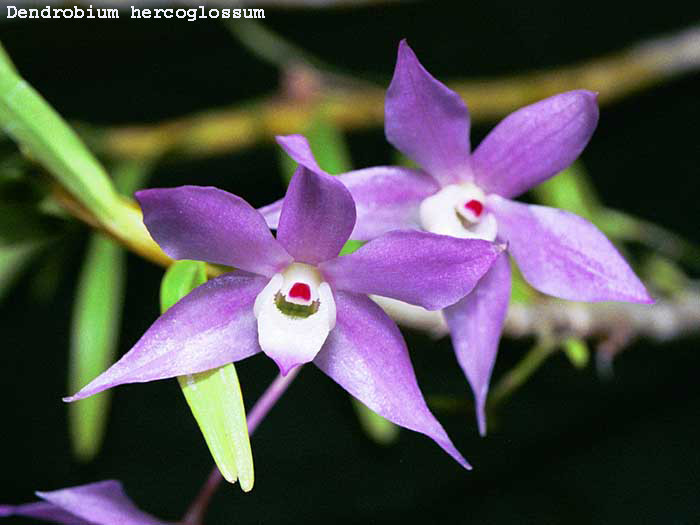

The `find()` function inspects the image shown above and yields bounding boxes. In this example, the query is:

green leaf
[351,399,399,446]
[0,239,43,299]
[0,46,119,223]
[68,233,125,461]
[562,338,590,369]
[0,201,61,301]
[67,160,154,461]
[0,43,18,76]
[159,260,207,312]
[161,260,254,491]
[532,162,600,221]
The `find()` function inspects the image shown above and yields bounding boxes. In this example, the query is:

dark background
[1,1,699,523]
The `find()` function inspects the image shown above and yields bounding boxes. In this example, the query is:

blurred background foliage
[0,1,699,524]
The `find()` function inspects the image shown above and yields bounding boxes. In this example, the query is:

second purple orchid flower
[261,40,653,436]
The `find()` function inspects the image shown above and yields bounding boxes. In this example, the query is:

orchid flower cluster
[3,41,651,523]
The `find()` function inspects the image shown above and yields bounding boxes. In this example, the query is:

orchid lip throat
[275,290,319,318]
[254,262,336,326]
[419,183,497,241]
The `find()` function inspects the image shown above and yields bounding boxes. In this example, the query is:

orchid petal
[276,134,327,175]
[35,480,169,525]
[338,166,440,239]
[444,252,511,436]
[257,198,283,229]
[472,90,599,198]
[489,196,653,303]
[65,272,266,401]
[259,166,438,241]
[276,166,356,264]
[385,40,472,185]
[320,230,504,310]
[259,135,324,231]
[3,502,92,524]
[136,186,291,277]
[314,291,470,469]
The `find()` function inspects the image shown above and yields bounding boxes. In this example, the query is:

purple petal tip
[275,134,303,147]
[476,397,488,437]
[396,39,418,65]
[637,292,656,305]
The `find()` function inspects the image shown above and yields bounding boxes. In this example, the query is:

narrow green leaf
[0,204,54,300]
[68,161,153,461]
[351,399,399,446]
[159,259,207,312]
[68,233,125,461]
[0,43,18,76]
[532,162,600,221]
[0,239,43,299]
[0,48,119,223]
[161,260,255,491]
[562,338,590,369]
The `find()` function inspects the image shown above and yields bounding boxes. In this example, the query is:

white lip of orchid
[418,182,498,241]
[253,262,336,373]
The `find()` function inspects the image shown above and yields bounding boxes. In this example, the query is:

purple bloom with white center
[260,41,653,436]
[65,163,504,468]
[0,480,170,525]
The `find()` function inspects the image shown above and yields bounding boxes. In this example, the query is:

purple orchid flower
[0,480,170,525]
[65,164,505,468]
[260,41,653,436]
